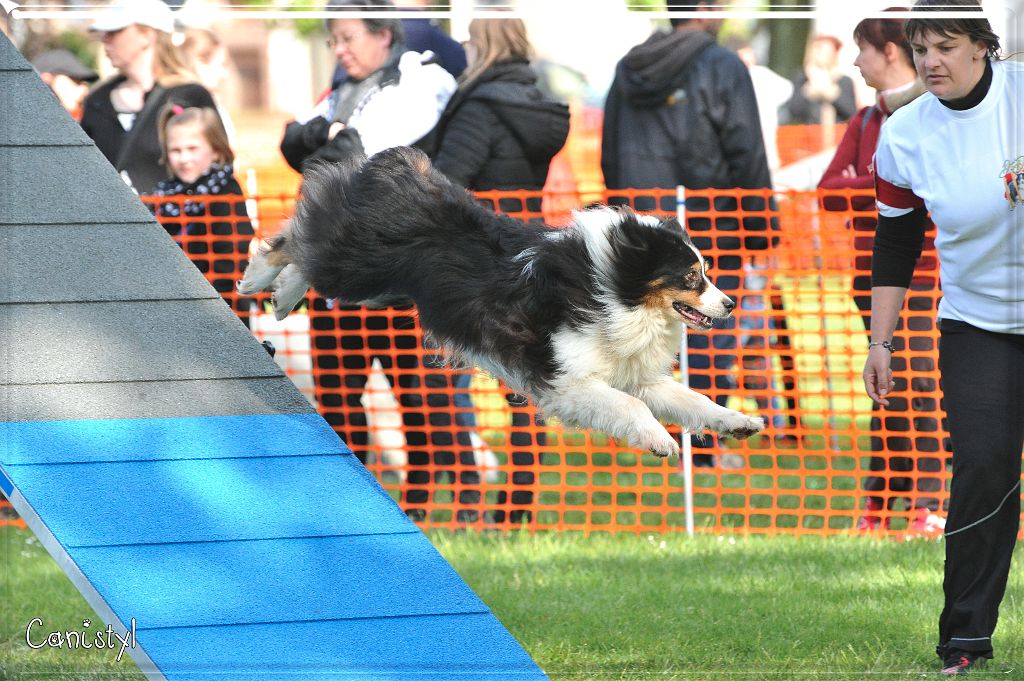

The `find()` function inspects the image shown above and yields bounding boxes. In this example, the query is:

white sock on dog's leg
[237,257,287,295]
[271,264,311,321]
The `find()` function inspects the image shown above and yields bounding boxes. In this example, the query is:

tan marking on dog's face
[642,263,734,330]
[640,264,703,310]
[640,276,671,308]
[667,288,704,310]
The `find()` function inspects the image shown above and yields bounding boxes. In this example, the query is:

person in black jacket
[602,0,770,197]
[429,18,569,194]
[81,0,220,195]
[426,17,569,523]
[602,0,781,467]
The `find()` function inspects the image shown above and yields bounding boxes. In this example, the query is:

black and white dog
[238,147,764,457]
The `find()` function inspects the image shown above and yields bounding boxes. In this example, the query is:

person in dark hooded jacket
[428,17,569,194]
[602,0,770,195]
[602,0,784,467]
[425,17,569,524]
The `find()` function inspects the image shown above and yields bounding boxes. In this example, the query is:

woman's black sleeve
[871,207,928,287]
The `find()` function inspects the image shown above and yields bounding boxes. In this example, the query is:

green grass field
[3,526,1023,680]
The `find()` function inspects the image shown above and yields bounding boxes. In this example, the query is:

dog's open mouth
[672,301,714,330]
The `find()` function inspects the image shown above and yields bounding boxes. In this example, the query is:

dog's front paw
[717,413,765,441]
[633,427,680,458]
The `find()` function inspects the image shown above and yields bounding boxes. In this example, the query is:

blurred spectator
[602,0,769,194]
[80,0,220,194]
[724,36,792,177]
[280,0,455,170]
[30,48,98,121]
[286,0,470,523]
[148,105,254,321]
[602,0,779,468]
[180,27,236,142]
[395,0,466,80]
[429,18,569,194]
[532,58,602,107]
[425,16,569,524]
[817,13,942,532]
[330,0,466,89]
[784,35,857,125]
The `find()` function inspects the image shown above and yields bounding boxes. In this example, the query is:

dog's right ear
[661,217,693,244]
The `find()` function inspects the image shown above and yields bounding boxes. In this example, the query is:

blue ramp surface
[0,32,546,681]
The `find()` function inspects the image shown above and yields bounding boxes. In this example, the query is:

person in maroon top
[819,18,922,204]
[819,13,943,532]
[820,12,925,306]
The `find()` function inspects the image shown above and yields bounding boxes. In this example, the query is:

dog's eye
[685,271,700,284]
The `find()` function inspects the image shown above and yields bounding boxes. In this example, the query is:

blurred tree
[762,0,811,79]
[56,29,96,69]
[232,0,323,36]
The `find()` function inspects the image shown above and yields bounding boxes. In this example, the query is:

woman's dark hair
[853,9,914,67]
[325,0,405,46]
[905,0,1001,59]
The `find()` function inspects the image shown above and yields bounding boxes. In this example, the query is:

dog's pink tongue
[681,308,710,327]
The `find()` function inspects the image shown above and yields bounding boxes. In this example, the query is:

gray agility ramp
[0,33,546,680]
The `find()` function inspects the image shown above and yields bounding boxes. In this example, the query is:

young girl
[150,105,254,320]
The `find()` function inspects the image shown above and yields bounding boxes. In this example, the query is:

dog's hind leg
[636,378,764,441]
[237,254,287,295]
[540,379,680,457]
[271,264,311,321]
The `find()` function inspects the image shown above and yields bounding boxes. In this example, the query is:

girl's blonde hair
[459,18,533,86]
[158,105,234,174]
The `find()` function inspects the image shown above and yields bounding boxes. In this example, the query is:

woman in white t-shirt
[863,0,1023,675]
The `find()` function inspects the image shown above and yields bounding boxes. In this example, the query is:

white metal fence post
[676,185,695,537]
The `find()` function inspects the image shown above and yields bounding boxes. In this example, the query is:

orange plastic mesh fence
[131,189,1014,538]
[0,499,26,529]
[776,124,851,167]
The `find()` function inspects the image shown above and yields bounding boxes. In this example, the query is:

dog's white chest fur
[552,306,679,391]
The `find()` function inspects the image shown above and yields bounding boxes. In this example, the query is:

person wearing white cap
[80,0,221,194]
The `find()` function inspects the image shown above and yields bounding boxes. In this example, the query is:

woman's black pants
[936,319,1024,659]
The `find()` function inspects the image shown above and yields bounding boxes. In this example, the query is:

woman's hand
[863,345,895,406]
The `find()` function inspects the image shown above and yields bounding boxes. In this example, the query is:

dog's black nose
[261,340,277,358]
[723,297,736,313]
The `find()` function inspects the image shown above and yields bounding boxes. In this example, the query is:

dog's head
[597,210,735,330]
